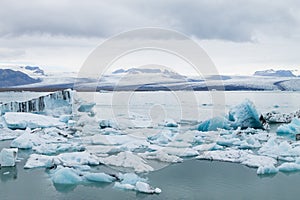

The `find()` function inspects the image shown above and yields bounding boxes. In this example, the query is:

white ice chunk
[162,147,199,157]
[197,149,277,168]
[277,118,300,136]
[139,150,183,163]
[147,130,177,145]
[24,151,99,169]
[114,182,135,190]
[0,128,23,141]
[278,162,300,172]
[33,143,84,155]
[83,172,116,183]
[52,166,82,185]
[99,151,153,173]
[114,173,161,194]
[4,112,65,129]
[10,128,39,149]
[24,154,54,169]
[257,165,278,175]
[163,119,178,127]
[0,148,18,167]
[135,181,161,194]
[119,173,146,185]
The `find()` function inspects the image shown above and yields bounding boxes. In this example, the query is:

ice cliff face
[0,89,73,115]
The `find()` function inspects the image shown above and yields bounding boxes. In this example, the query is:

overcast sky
[0,0,300,75]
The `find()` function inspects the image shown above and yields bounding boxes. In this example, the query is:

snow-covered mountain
[0,69,41,87]
[254,69,296,77]
[1,66,300,91]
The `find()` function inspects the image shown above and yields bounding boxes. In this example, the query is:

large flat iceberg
[4,112,65,129]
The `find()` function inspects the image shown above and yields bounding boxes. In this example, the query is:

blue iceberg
[198,99,263,132]
[228,99,263,129]
[276,118,300,137]
[197,117,230,131]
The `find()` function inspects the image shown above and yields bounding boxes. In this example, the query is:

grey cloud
[0,0,299,42]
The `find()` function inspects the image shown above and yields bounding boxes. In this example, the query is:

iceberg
[257,165,278,175]
[77,102,96,113]
[51,166,82,185]
[0,148,18,167]
[147,130,177,145]
[83,172,116,183]
[197,117,230,131]
[197,100,264,132]
[99,151,154,173]
[276,118,300,137]
[99,119,118,129]
[0,128,23,141]
[277,162,300,172]
[24,154,55,169]
[139,150,183,163]
[197,149,277,168]
[0,89,72,116]
[163,119,178,127]
[4,112,65,129]
[24,151,99,169]
[228,99,263,129]
[114,173,161,194]
[135,181,161,194]
[10,128,38,149]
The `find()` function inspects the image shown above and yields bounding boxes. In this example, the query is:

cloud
[0,0,299,41]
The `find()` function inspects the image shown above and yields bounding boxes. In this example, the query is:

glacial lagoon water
[1,91,300,199]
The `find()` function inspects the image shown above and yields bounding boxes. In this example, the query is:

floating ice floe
[24,151,99,169]
[264,110,300,123]
[0,148,18,167]
[147,130,177,145]
[83,172,116,183]
[258,137,300,160]
[99,119,118,129]
[277,162,300,172]
[0,128,23,141]
[77,102,96,113]
[99,151,154,173]
[114,173,161,194]
[10,127,80,153]
[276,118,300,137]
[163,119,178,127]
[256,164,278,175]
[138,150,183,163]
[197,149,277,168]
[4,112,65,129]
[51,166,82,185]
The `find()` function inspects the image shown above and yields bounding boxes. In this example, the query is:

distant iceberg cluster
[0,89,300,194]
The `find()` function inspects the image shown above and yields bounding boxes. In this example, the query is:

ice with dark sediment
[0,89,73,116]
[264,110,300,123]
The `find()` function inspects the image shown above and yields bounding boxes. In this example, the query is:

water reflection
[0,166,17,182]
[53,181,112,193]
